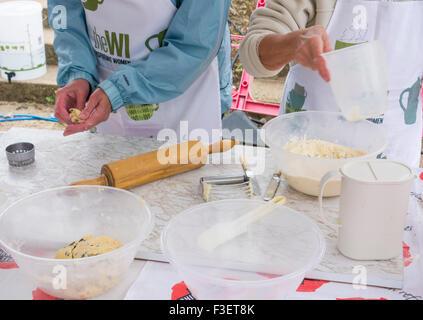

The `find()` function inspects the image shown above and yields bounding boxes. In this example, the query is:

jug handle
[399,88,410,112]
[319,169,342,229]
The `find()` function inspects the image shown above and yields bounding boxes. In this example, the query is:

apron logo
[367,116,384,125]
[400,77,421,125]
[352,5,367,30]
[145,29,168,52]
[82,0,104,12]
[286,83,307,113]
[126,104,160,121]
[92,27,130,60]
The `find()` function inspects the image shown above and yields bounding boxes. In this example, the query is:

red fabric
[171,281,193,300]
[31,288,58,300]
[403,241,412,267]
[0,261,18,269]
[297,280,330,292]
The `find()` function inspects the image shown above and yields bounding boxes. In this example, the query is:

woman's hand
[259,25,332,82]
[294,25,332,82]
[63,87,112,136]
[54,78,90,125]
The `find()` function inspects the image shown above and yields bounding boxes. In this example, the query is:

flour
[282,138,367,196]
[283,138,367,159]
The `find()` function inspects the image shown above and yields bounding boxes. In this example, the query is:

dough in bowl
[55,235,123,259]
[283,138,366,158]
[282,138,367,197]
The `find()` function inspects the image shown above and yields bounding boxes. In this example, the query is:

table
[1,128,422,300]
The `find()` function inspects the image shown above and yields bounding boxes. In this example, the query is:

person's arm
[48,0,99,89]
[48,0,99,125]
[239,0,332,79]
[63,0,231,136]
[259,26,332,82]
[97,0,232,112]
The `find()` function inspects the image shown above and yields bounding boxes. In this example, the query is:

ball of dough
[55,235,123,259]
[69,108,84,124]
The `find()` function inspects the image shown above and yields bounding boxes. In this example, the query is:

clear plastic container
[162,199,325,300]
[261,111,387,197]
[321,41,388,121]
[0,186,154,299]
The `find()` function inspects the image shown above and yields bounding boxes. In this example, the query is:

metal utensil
[5,142,35,167]
[240,155,262,197]
[200,175,253,202]
[263,171,281,201]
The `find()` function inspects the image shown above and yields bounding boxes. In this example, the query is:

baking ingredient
[69,108,83,124]
[282,138,367,197]
[284,174,341,197]
[283,138,367,159]
[55,235,123,259]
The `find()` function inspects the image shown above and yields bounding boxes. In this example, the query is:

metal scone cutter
[5,142,35,167]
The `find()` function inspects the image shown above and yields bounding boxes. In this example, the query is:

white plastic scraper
[197,196,287,252]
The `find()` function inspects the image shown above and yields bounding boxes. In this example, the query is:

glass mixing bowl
[0,186,154,299]
[261,111,387,196]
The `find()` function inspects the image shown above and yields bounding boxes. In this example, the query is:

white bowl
[0,186,154,299]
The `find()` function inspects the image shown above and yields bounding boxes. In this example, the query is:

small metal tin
[5,142,35,167]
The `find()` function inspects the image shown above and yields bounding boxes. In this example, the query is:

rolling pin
[71,139,238,190]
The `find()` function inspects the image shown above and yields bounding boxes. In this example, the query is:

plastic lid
[341,160,413,183]
[0,1,42,16]
[162,199,325,282]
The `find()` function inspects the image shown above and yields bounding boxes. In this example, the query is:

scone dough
[55,235,123,259]
[283,138,367,159]
[69,108,83,124]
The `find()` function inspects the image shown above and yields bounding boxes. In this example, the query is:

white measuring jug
[319,160,414,260]
[321,41,388,122]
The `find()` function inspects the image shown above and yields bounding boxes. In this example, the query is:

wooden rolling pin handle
[208,139,239,154]
[70,174,110,187]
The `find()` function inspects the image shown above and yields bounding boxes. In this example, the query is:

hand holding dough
[69,108,84,124]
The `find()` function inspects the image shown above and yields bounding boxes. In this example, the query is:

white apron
[281,0,423,168]
[82,0,222,143]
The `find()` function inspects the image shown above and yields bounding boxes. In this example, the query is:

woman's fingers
[63,92,111,136]
[54,90,75,124]
[296,25,332,82]
[79,90,99,120]
[308,37,331,82]
[316,55,331,82]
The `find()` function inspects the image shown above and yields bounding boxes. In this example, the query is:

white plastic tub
[0,1,47,81]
